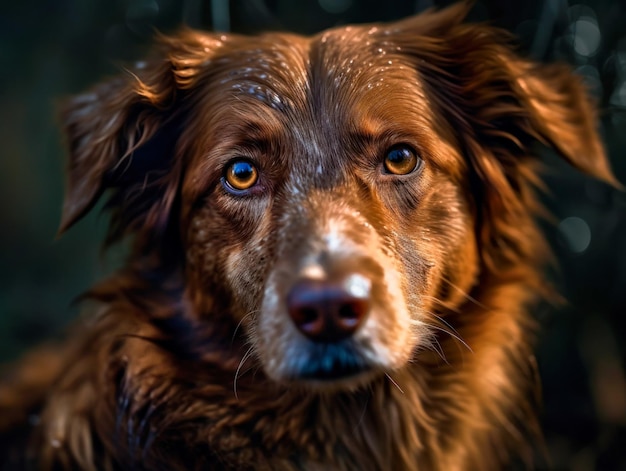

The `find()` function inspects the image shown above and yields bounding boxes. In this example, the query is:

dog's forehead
[208,33,311,112]
[209,27,429,141]
[307,26,430,131]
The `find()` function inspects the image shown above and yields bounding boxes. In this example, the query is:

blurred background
[0,0,625,469]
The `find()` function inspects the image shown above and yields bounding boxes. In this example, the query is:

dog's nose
[287,274,370,343]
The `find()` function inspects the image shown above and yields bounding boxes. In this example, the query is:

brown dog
[0,3,618,470]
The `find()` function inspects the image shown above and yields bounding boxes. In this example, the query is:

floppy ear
[58,31,229,243]
[511,63,616,184]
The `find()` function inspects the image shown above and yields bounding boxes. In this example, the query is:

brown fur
[0,4,618,470]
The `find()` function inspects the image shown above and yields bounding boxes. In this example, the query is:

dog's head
[60,4,617,389]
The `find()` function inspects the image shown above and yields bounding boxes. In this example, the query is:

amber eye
[383,145,421,175]
[224,159,258,191]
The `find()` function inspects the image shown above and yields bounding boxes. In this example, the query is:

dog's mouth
[284,341,373,382]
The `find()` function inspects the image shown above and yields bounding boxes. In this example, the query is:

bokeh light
[568,5,601,58]
[558,216,592,253]
[318,0,353,14]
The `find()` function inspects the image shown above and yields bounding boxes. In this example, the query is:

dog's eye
[224,159,259,191]
[383,145,421,175]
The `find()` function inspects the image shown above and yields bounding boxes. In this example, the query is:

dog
[0,3,619,470]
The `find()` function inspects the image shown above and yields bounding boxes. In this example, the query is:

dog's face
[179,30,478,386]
[59,5,616,390]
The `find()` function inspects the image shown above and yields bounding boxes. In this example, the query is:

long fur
[0,3,618,470]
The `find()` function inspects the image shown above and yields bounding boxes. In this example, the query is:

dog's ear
[510,63,617,185]
[58,31,229,242]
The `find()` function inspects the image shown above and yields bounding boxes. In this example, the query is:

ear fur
[58,31,230,242]
[513,63,620,187]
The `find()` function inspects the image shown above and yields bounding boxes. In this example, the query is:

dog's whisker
[408,303,472,356]
[233,345,255,400]
[423,323,473,354]
[420,294,463,314]
[440,276,489,310]
[426,334,449,365]
[230,310,260,346]
[427,311,466,343]
[353,391,370,432]
[385,373,404,394]
[414,310,472,355]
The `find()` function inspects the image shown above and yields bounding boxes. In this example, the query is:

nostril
[337,301,366,326]
[292,307,324,337]
[287,275,371,343]
[338,304,357,320]
[300,308,319,324]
